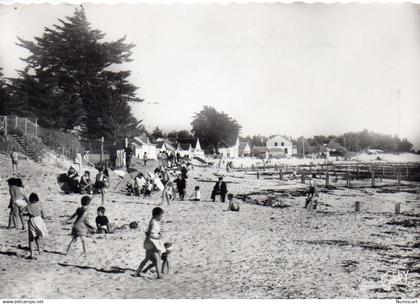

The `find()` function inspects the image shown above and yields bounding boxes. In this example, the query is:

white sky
[1,3,420,147]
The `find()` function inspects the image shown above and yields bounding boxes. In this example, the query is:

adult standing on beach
[10,147,19,174]
[211,176,228,202]
[110,142,118,170]
[124,145,134,171]
[143,152,148,167]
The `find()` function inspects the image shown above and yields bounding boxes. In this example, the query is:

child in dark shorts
[95,206,110,234]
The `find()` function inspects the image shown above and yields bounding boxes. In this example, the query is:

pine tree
[13,6,142,136]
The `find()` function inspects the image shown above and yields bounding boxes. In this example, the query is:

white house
[266,135,293,157]
[239,141,251,157]
[176,138,204,158]
[219,137,240,158]
[130,136,157,160]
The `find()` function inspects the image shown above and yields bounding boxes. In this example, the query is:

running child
[95,166,108,205]
[65,196,96,256]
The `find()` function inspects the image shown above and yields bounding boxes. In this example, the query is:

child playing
[189,186,201,202]
[80,171,93,194]
[141,242,173,275]
[26,193,48,259]
[95,206,110,234]
[95,166,108,205]
[161,181,175,205]
[11,147,19,174]
[133,207,166,279]
[226,193,240,212]
[65,196,96,256]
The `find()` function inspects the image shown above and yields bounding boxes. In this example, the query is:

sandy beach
[0,155,419,299]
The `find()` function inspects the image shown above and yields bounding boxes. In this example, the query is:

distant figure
[143,152,148,167]
[80,171,93,195]
[175,174,186,201]
[110,142,118,170]
[176,152,181,164]
[65,196,96,256]
[181,165,188,179]
[189,186,201,202]
[95,206,110,234]
[211,177,228,203]
[95,166,108,205]
[133,207,165,279]
[26,193,48,259]
[304,180,319,210]
[124,145,134,171]
[226,193,240,211]
[161,181,175,205]
[10,148,19,174]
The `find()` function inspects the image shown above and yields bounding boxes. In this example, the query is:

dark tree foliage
[151,127,165,139]
[191,106,241,152]
[0,68,9,114]
[295,129,414,153]
[11,6,142,138]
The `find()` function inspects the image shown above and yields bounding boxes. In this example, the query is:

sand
[0,153,419,299]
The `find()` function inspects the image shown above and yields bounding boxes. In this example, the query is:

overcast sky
[1,3,420,147]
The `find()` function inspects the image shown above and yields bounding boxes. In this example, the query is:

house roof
[252,146,269,153]
[327,140,347,151]
[131,136,155,146]
[268,134,290,141]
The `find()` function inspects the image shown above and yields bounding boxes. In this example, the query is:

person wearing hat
[66,165,80,194]
[211,176,228,202]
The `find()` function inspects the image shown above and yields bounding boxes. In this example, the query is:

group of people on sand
[60,165,109,205]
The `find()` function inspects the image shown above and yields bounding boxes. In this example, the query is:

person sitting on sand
[161,181,175,205]
[141,242,173,275]
[95,166,108,205]
[211,177,228,203]
[65,196,96,256]
[133,207,166,279]
[226,193,240,212]
[134,173,146,196]
[65,165,80,194]
[26,193,48,259]
[8,178,29,230]
[79,171,93,195]
[143,177,153,198]
[189,186,201,202]
[95,206,110,234]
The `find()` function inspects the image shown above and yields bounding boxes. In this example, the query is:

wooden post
[325,169,329,187]
[395,203,401,214]
[267,196,273,207]
[263,161,266,171]
[15,116,18,129]
[394,165,397,179]
[397,171,401,192]
[279,168,283,180]
[301,171,306,184]
[346,172,351,188]
[356,164,359,180]
[257,170,260,179]
[382,164,385,180]
[35,118,38,136]
[4,116,7,135]
[100,137,104,163]
[24,117,27,134]
[355,201,361,212]
[371,167,375,188]
[406,164,409,179]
